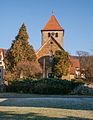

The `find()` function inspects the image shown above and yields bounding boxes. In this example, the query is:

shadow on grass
[0,111,92,120]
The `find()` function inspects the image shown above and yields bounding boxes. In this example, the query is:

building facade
[0,48,5,85]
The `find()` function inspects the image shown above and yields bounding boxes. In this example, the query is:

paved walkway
[0,96,93,111]
[0,94,93,120]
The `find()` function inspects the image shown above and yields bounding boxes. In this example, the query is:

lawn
[0,106,93,120]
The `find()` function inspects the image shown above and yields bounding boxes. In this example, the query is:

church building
[36,15,80,79]
[0,15,80,81]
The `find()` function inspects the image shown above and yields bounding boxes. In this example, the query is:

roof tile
[42,15,64,31]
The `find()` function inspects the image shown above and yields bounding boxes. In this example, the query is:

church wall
[62,74,75,80]
[36,38,62,60]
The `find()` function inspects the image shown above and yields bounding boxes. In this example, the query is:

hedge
[5,78,84,94]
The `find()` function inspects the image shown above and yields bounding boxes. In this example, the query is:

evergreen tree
[16,23,29,42]
[52,50,70,78]
[5,23,36,72]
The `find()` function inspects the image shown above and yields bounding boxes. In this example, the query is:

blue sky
[0,0,93,55]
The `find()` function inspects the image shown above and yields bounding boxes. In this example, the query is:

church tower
[41,15,64,48]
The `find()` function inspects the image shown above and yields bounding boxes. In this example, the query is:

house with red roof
[0,48,5,85]
[69,57,80,79]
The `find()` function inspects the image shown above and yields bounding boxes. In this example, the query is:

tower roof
[42,15,64,31]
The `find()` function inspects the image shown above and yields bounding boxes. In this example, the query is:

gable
[36,37,63,60]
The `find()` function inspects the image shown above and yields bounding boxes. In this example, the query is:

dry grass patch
[0,106,93,120]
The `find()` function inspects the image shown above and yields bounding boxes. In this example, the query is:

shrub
[5,79,34,93]
[6,78,84,94]
[70,84,93,95]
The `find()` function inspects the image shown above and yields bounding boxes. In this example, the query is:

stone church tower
[36,15,64,78]
[41,15,64,47]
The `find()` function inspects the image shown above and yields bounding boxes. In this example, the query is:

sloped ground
[0,94,93,120]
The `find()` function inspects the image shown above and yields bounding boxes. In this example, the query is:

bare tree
[77,51,93,82]
[4,61,42,81]
[15,61,42,79]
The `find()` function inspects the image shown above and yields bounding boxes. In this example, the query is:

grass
[0,106,93,120]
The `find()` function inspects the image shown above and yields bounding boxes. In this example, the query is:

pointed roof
[42,15,64,31]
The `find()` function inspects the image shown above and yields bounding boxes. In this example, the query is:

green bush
[6,78,84,94]
[6,79,34,93]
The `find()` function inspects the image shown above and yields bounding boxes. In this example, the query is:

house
[69,57,80,79]
[0,48,5,85]
[36,15,80,79]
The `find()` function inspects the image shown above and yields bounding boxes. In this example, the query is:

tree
[15,61,42,79]
[77,51,93,82]
[4,23,36,72]
[52,50,70,78]
[15,23,29,42]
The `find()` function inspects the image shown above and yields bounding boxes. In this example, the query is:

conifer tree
[15,23,29,42]
[5,23,36,72]
[52,50,70,78]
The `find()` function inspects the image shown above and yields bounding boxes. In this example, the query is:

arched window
[55,33,58,37]
[48,33,50,37]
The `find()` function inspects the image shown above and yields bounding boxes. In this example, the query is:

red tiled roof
[42,15,64,31]
[0,48,5,57]
[70,57,80,75]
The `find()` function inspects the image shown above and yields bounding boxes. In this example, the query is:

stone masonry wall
[41,31,64,48]
[36,38,62,60]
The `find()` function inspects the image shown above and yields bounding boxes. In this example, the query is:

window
[48,33,50,37]
[55,33,58,37]
[50,41,53,44]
